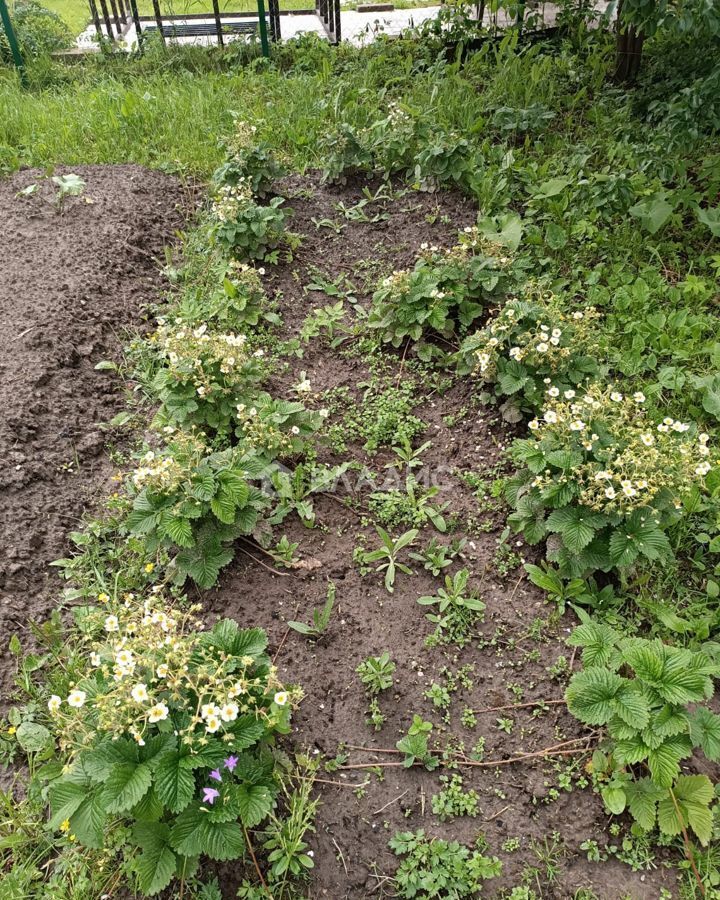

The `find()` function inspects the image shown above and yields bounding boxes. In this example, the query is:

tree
[614,0,720,82]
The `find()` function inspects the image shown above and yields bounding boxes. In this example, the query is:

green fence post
[0,0,26,83]
[256,0,269,57]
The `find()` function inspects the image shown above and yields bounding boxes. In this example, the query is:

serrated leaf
[236,784,273,827]
[154,752,195,814]
[567,622,619,668]
[611,684,651,730]
[48,781,87,828]
[565,667,624,725]
[70,791,107,849]
[625,778,664,831]
[133,823,177,896]
[647,737,692,788]
[658,775,715,845]
[546,507,602,553]
[163,517,194,548]
[103,762,152,813]
[689,707,720,761]
[170,805,245,861]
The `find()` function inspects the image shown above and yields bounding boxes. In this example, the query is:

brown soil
[0,165,190,696]
[0,168,685,898]
[203,177,682,898]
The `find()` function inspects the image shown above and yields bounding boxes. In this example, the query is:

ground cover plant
[1,7,720,900]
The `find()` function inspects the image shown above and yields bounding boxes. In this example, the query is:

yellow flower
[98,593,110,604]
[7,726,16,735]
[144,563,155,574]
[60,819,71,833]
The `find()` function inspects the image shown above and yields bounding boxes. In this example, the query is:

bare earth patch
[0,164,190,693]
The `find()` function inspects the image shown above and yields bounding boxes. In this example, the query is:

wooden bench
[143,20,258,37]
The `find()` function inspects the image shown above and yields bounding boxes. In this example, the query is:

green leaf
[601,785,626,815]
[210,492,237,525]
[565,667,624,725]
[566,622,619,668]
[689,707,720,762]
[625,778,664,831]
[546,507,605,553]
[235,784,273,828]
[647,737,692,789]
[658,775,715,845]
[69,791,107,849]
[154,752,196,814]
[170,805,245,861]
[163,517,194,548]
[48,780,87,828]
[103,762,152,813]
[611,684,651,730]
[133,823,177,896]
[696,205,720,237]
[629,192,675,235]
[545,222,568,250]
[16,721,52,753]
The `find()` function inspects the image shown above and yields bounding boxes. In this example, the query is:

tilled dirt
[0,164,190,694]
[203,176,681,899]
[0,168,684,898]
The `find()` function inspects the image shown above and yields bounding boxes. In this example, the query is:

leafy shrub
[389,829,501,899]
[234,391,323,457]
[566,618,720,844]
[126,433,270,588]
[210,181,287,262]
[209,262,278,330]
[0,1,71,61]
[151,321,265,433]
[212,120,283,198]
[506,385,717,577]
[44,596,292,896]
[318,122,374,184]
[319,104,478,190]
[368,228,516,361]
[458,287,604,413]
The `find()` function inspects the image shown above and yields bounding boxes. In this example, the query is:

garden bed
[202,175,681,898]
[0,166,691,897]
[0,165,189,697]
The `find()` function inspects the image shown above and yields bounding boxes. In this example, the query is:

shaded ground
[0,164,190,695]
[203,176,681,898]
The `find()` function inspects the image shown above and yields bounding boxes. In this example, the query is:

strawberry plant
[44,599,292,896]
[368,228,517,362]
[566,617,720,845]
[458,286,604,416]
[125,434,270,588]
[506,385,717,577]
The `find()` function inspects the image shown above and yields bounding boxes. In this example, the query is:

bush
[566,617,720,844]
[45,597,292,896]
[212,119,284,198]
[368,227,517,361]
[210,180,287,262]
[125,433,271,588]
[506,384,717,577]
[0,1,71,63]
[151,321,266,433]
[458,286,604,414]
